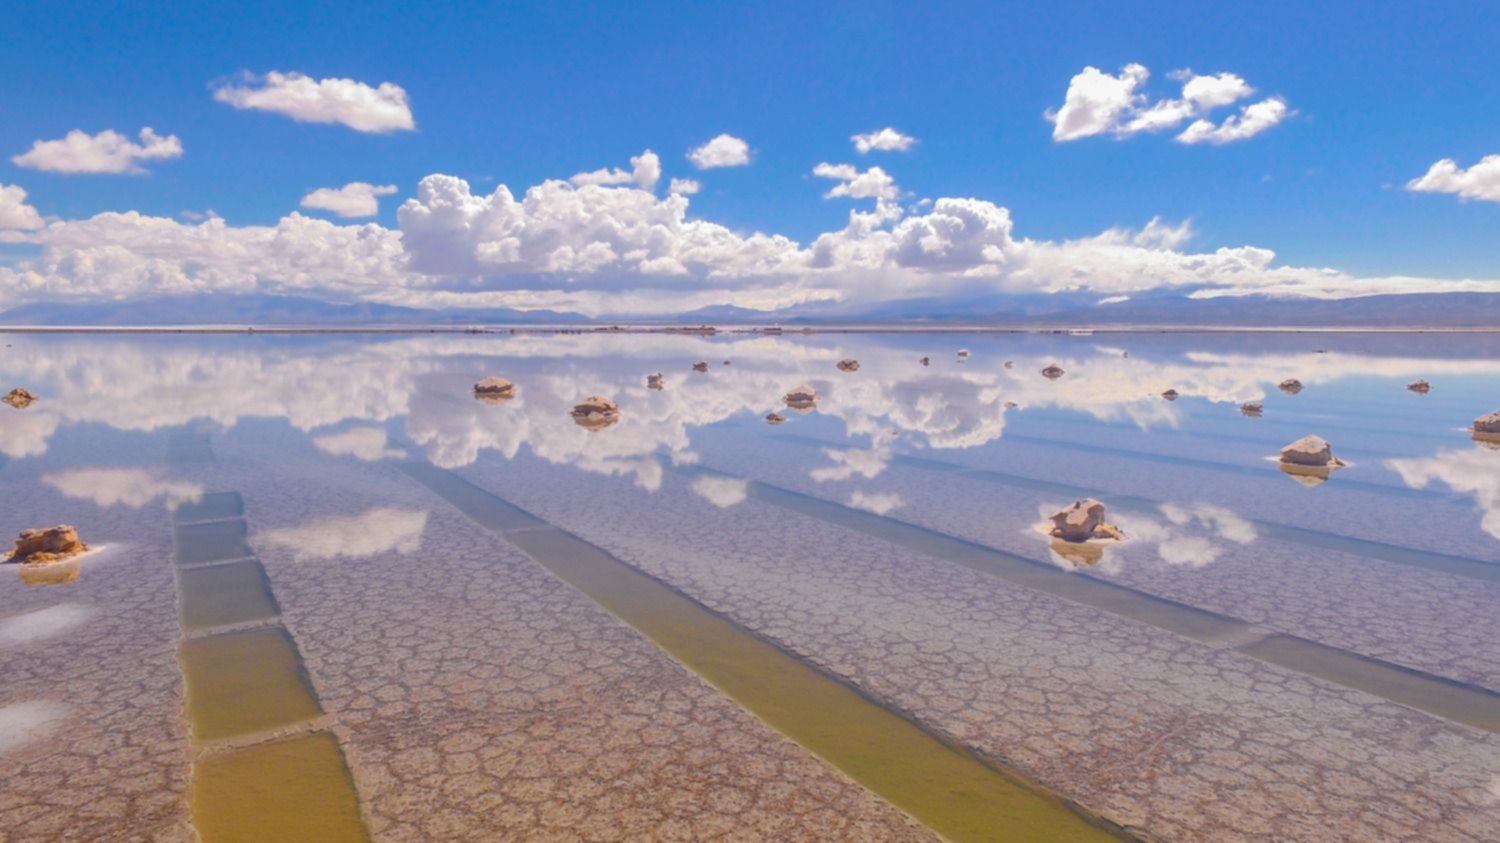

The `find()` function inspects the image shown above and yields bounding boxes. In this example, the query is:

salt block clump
[1041,364,1065,380]
[1162,389,1180,401]
[1048,500,1122,543]
[1278,379,1304,395]
[473,377,515,402]
[957,349,970,359]
[919,357,930,366]
[646,373,664,390]
[1240,402,1264,418]
[1408,380,1432,394]
[692,360,709,372]
[1280,435,1344,468]
[837,358,860,372]
[571,397,619,430]
[6,526,89,566]
[765,412,786,425]
[1475,410,1500,442]
[783,385,818,410]
[3,388,37,409]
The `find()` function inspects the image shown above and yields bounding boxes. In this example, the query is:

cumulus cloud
[312,426,406,460]
[687,134,751,169]
[0,184,43,230]
[1387,447,1500,539]
[691,475,748,508]
[813,163,899,201]
[1407,155,1500,204]
[1177,98,1289,145]
[848,490,903,514]
[300,182,399,218]
[1048,64,1285,144]
[213,71,415,133]
[569,150,661,189]
[42,468,203,509]
[668,177,700,195]
[12,128,182,174]
[852,128,917,154]
[260,507,428,560]
[5,150,1500,317]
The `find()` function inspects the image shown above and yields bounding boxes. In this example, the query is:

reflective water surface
[2,329,1499,842]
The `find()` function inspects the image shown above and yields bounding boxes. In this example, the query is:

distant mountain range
[3,291,1499,328]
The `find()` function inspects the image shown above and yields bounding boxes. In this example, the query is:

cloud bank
[2,148,1497,317]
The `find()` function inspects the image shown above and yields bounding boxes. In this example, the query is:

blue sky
[1,0,1498,315]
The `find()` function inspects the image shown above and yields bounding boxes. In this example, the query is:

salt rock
[722,360,731,366]
[1048,499,1121,543]
[7,525,88,566]
[473,377,515,401]
[692,361,709,372]
[1162,389,1180,401]
[1475,410,1500,435]
[3,388,37,409]
[571,397,619,430]
[1280,435,1342,468]
[837,358,860,372]
[1278,379,1303,395]
[784,385,818,409]
[1041,364,1065,380]
[646,373,664,390]
[919,357,930,366]
[957,350,970,358]
[1408,380,1431,394]
[765,412,786,425]
[1003,361,1013,369]
[1240,402,1263,418]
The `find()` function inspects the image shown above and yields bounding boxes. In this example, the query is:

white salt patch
[0,701,67,754]
[0,603,93,646]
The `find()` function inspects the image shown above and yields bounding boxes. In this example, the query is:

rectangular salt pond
[2,328,1498,842]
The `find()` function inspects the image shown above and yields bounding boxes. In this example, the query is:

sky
[1,0,1498,317]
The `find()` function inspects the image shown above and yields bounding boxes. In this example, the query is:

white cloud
[1177,98,1289,145]
[42,468,203,509]
[813,162,899,201]
[691,475,748,508]
[570,150,661,189]
[5,151,1500,317]
[1387,448,1500,539]
[12,128,182,174]
[1407,155,1500,204]
[1048,63,1151,141]
[687,134,751,169]
[213,71,415,133]
[0,184,43,230]
[848,490,903,514]
[300,182,399,218]
[1049,64,1282,145]
[668,177,700,195]
[260,507,428,560]
[1178,70,1256,110]
[312,426,405,460]
[852,128,917,154]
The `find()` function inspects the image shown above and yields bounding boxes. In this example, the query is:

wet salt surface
[2,329,1499,841]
